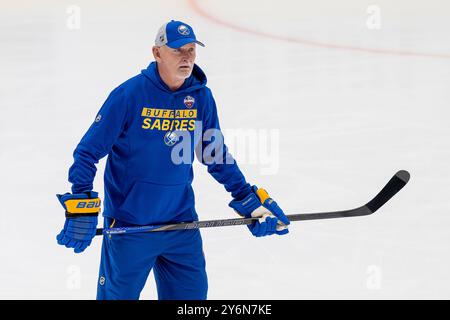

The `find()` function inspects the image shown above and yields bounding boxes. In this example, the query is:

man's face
[153,43,197,80]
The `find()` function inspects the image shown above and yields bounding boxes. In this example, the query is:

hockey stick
[95,170,410,236]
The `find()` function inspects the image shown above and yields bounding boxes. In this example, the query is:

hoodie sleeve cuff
[231,183,252,201]
[71,184,93,194]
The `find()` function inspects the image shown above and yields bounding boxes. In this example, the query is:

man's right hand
[56,192,101,253]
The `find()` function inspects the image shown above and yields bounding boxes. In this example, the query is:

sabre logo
[76,200,101,209]
[164,131,179,146]
[178,25,190,35]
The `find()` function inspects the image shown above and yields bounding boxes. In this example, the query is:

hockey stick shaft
[95,170,409,236]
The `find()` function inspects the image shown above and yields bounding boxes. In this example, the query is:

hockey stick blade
[95,170,409,236]
[286,170,410,222]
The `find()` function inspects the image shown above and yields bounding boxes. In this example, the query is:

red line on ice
[188,0,450,59]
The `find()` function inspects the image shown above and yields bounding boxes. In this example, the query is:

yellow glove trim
[65,198,101,214]
[256,188,270,204]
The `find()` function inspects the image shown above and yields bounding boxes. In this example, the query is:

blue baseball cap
[155,20,205,49]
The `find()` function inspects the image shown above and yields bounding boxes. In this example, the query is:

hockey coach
[56,20,290,300]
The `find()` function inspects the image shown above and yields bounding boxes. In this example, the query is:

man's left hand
[229,186,290,237]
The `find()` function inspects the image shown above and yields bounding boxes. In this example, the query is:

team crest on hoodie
[184,96,195,109]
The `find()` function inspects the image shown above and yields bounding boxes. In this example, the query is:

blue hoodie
[68,62,251,225]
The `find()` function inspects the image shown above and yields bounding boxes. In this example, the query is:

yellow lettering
[188,119,196,131]
[171,120,180,130]
[142,108,197,119]
[141,108,151,117]
[150,119,161,130]
[173,109,197,118]
[161,119,171,131]
[179,119,188,130]
[142,118,151,129]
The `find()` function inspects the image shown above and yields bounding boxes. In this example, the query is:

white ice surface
[0,0,449,299]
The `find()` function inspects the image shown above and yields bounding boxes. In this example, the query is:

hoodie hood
[141,61,207,94]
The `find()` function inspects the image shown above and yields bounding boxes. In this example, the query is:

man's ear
[152,46,162,62]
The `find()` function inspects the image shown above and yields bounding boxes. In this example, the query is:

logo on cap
[184,96,195,108]
[177,25,190,36]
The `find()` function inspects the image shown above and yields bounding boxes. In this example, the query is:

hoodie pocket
[117,180,194,225]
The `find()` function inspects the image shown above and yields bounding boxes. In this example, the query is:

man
[56,20,290,300]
